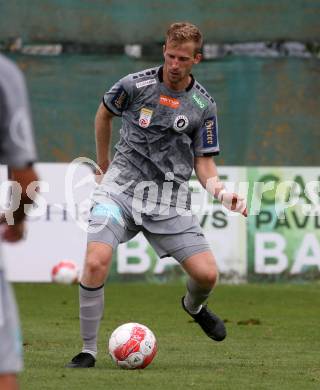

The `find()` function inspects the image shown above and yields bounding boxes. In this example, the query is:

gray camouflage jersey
[96,66,220,210]
[0,54,37,269]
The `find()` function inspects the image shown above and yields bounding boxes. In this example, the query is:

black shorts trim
[200,151,220,157]
[79,283,104,291]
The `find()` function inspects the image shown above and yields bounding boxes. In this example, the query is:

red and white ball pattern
[51,260,79,284]
[108,323,157,369]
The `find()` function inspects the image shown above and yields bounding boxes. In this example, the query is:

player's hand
[1,221,26,242]
[95,160,110,184]
[95,170,104,185]
[218,190,247,217]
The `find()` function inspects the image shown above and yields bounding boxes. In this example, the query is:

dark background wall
[1,1,319,165]
[1,0,320,43]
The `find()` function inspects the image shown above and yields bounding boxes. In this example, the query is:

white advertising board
[1,163,247,282]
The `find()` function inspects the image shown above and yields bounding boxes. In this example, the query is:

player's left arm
[194,156,247,216]
[193,100,247,216]
[194,155,224,198]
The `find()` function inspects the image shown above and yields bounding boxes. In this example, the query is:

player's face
[163,40,202,90]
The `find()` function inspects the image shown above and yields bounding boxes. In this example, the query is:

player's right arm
[94,103,114,182]
[95,74,134,182]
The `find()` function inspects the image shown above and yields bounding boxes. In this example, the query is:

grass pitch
[14,282,320,390]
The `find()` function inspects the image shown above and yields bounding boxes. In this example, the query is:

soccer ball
[108,323,157,369]
[51,260,79,284]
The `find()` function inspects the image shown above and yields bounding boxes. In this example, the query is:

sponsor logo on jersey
[202,116,217,146]
[111,87,128,111]
[159,95,180,109]
[139,108,153,128]
[173,115,189,132]
[135,78,157,88]
[192,93,208,109]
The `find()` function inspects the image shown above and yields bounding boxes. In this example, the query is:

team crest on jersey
[173,115,189,132]
[139,108,153,128]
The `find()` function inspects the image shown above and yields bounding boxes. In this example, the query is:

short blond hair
[165,22,203,54]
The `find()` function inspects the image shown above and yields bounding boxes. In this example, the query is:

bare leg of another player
[0,375,19,390]
[181,251,226,341]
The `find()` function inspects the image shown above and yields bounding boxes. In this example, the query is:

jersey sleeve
[0,61,37,168]
[193,101,220,157]
[102,74,134,116]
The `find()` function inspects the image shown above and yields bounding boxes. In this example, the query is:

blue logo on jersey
[201,116,217,148]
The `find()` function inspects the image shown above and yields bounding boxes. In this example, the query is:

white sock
[81,349,97,359]
[79,283,104,358]
[184,278,212,314]
[184,295,202,314]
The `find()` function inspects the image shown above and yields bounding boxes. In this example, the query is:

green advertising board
[247,167,320,281]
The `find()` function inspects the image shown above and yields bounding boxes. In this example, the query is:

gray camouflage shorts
[87,192,211,263]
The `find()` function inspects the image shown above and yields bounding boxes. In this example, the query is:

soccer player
[66,22,246,368]
[0,54,38,389]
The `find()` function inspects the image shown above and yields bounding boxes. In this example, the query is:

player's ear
[163,44,166,58]
[194,52,202,64]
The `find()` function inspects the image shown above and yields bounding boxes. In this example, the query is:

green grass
[14,282,320,390]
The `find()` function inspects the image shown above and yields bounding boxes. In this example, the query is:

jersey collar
[157,66,195,92]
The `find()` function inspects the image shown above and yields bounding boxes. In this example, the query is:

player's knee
[199,268,218,289]
[85,246,112,276]
[206,269,218,288]
[86,257,103,276]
